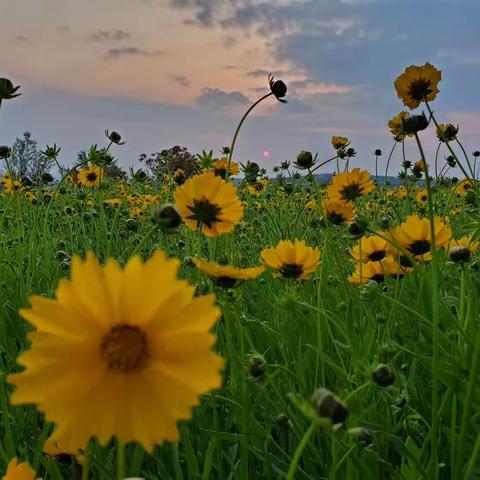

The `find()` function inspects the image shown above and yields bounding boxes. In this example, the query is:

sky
[1,0,480,176]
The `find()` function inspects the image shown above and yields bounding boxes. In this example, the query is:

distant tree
[9,131,53,179]
[139,146,199,181]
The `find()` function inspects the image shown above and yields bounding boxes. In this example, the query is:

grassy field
[1,66,480,479]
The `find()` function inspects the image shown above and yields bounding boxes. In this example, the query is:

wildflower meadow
[1,62,480,480]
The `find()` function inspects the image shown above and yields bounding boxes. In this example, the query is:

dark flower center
[86,172,98,183]
[214,276,238,288]
[280,263,304,278]
[186,198,222,228]
[399,255,414,267]
[101,324,149,373]
[327,212,346,225]
[340,184,362,201]
[214,168,227,179]
[369,274,384,283]
[409,240,431,256]
[368,250,387,262]
[407,78,432,101]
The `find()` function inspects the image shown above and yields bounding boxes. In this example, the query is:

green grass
[0,175,480,480]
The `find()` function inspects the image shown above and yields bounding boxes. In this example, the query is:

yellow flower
[104,198,121,208]
[194,258,265,288]
[9,251,224,453]
[331,136,350,150]
[305,199,316,212]
[2,458,39,480]
[85,199,95,208]
[130,206,146,219]
[261,240,320,280]
[78,166,102,187]
[323,199,355,225]
[388,111,412,141]
[349,235,390,263]
[24,192,37,204]
[454,179,474,196]
[213,158,240,179]
[174,172,243,237]
[2,176,22,194]
[448,236,479,255]
[326,168,375,203]
[247,178,269,196]
[348,256,404,285]
[394,63,441,110]
[387,214,451,263]
[141,194,159,207]
[416,189,428,205]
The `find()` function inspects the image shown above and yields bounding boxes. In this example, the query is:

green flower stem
[453,318,480,479]
[117,439,126,480]
[286,422,319,480]
[434,142,441,180]
[414,132,440,480]
[81,441,91,480]
[384,141,398,178]
[425,102,474,180]
[226,92,273,180]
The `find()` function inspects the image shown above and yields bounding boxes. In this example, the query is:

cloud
[88,30,130,42]
[169,0,224,26]
[103,47,164,60]
[174,75,191,87]
[56,25,70,35]
[196,87,250,109]
[15,35,29,43]
[245,68,286,78]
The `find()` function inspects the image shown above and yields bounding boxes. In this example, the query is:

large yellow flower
[453,179,475,196]
[326,168,375,203]
[261,240,320,280]
[78,165,103,187]
[9,251,224,453]
[194,258,264,288]
[174,172,243,237]
[331,136,350,150]
[387,215,451,262]
[394,63,441,110]
[2,458,39,480]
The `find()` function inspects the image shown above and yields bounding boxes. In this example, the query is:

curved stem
[384,141,398,178]
[286,422,318,480]
[226,92,273,180]
[434,142,441,180]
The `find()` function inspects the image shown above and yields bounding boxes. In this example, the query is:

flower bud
[0,146,11,159]
[268,74,287,102]
[473,151,480,158]
[449,246,471,263]
[295,150,314,169]
[0,78,21,101]
[348,215,369,239]
[311,388,349,424]
[372,364,395,387]
[126,218,139,231]
[401,112,429,135]
[446,155,456,168]
[248,354,266,379]
[151,203,182,230]
[374,149,382,156]
[41,172,54,183]
[347,427,372,445]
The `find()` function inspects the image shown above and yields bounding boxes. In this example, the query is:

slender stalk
[226,92,273,180]
[117,440,126,480]
[434,142,441,180]
[414,132,439,480]
[81,441,91,480]
[286,422,319,480]
[384,141,398,178]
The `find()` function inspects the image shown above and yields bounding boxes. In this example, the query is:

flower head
[349,235,391,263]
[261,240,320,280]
[327,168,375,203]
[394,63,441,110]
[348,256,404,285]
[323,199,356,225]
[387,215,451,263]
[194,259,264,288]
[9,251,224,453]
[331,136,350,150]
[78,165,103,187]
[213,158,240,179]
[174,172,243,237]
[268,73,287,103]
[388,111,412,141]
[2,458,39,480]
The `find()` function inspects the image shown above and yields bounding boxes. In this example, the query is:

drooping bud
[294,150,314,170]
[401,112,429,135]
[372,364,396,387]
[0,146,11,159]
[248,354,266,379]
[151,203,182,230]
[311,388,349,424]
[449,246,471,263]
